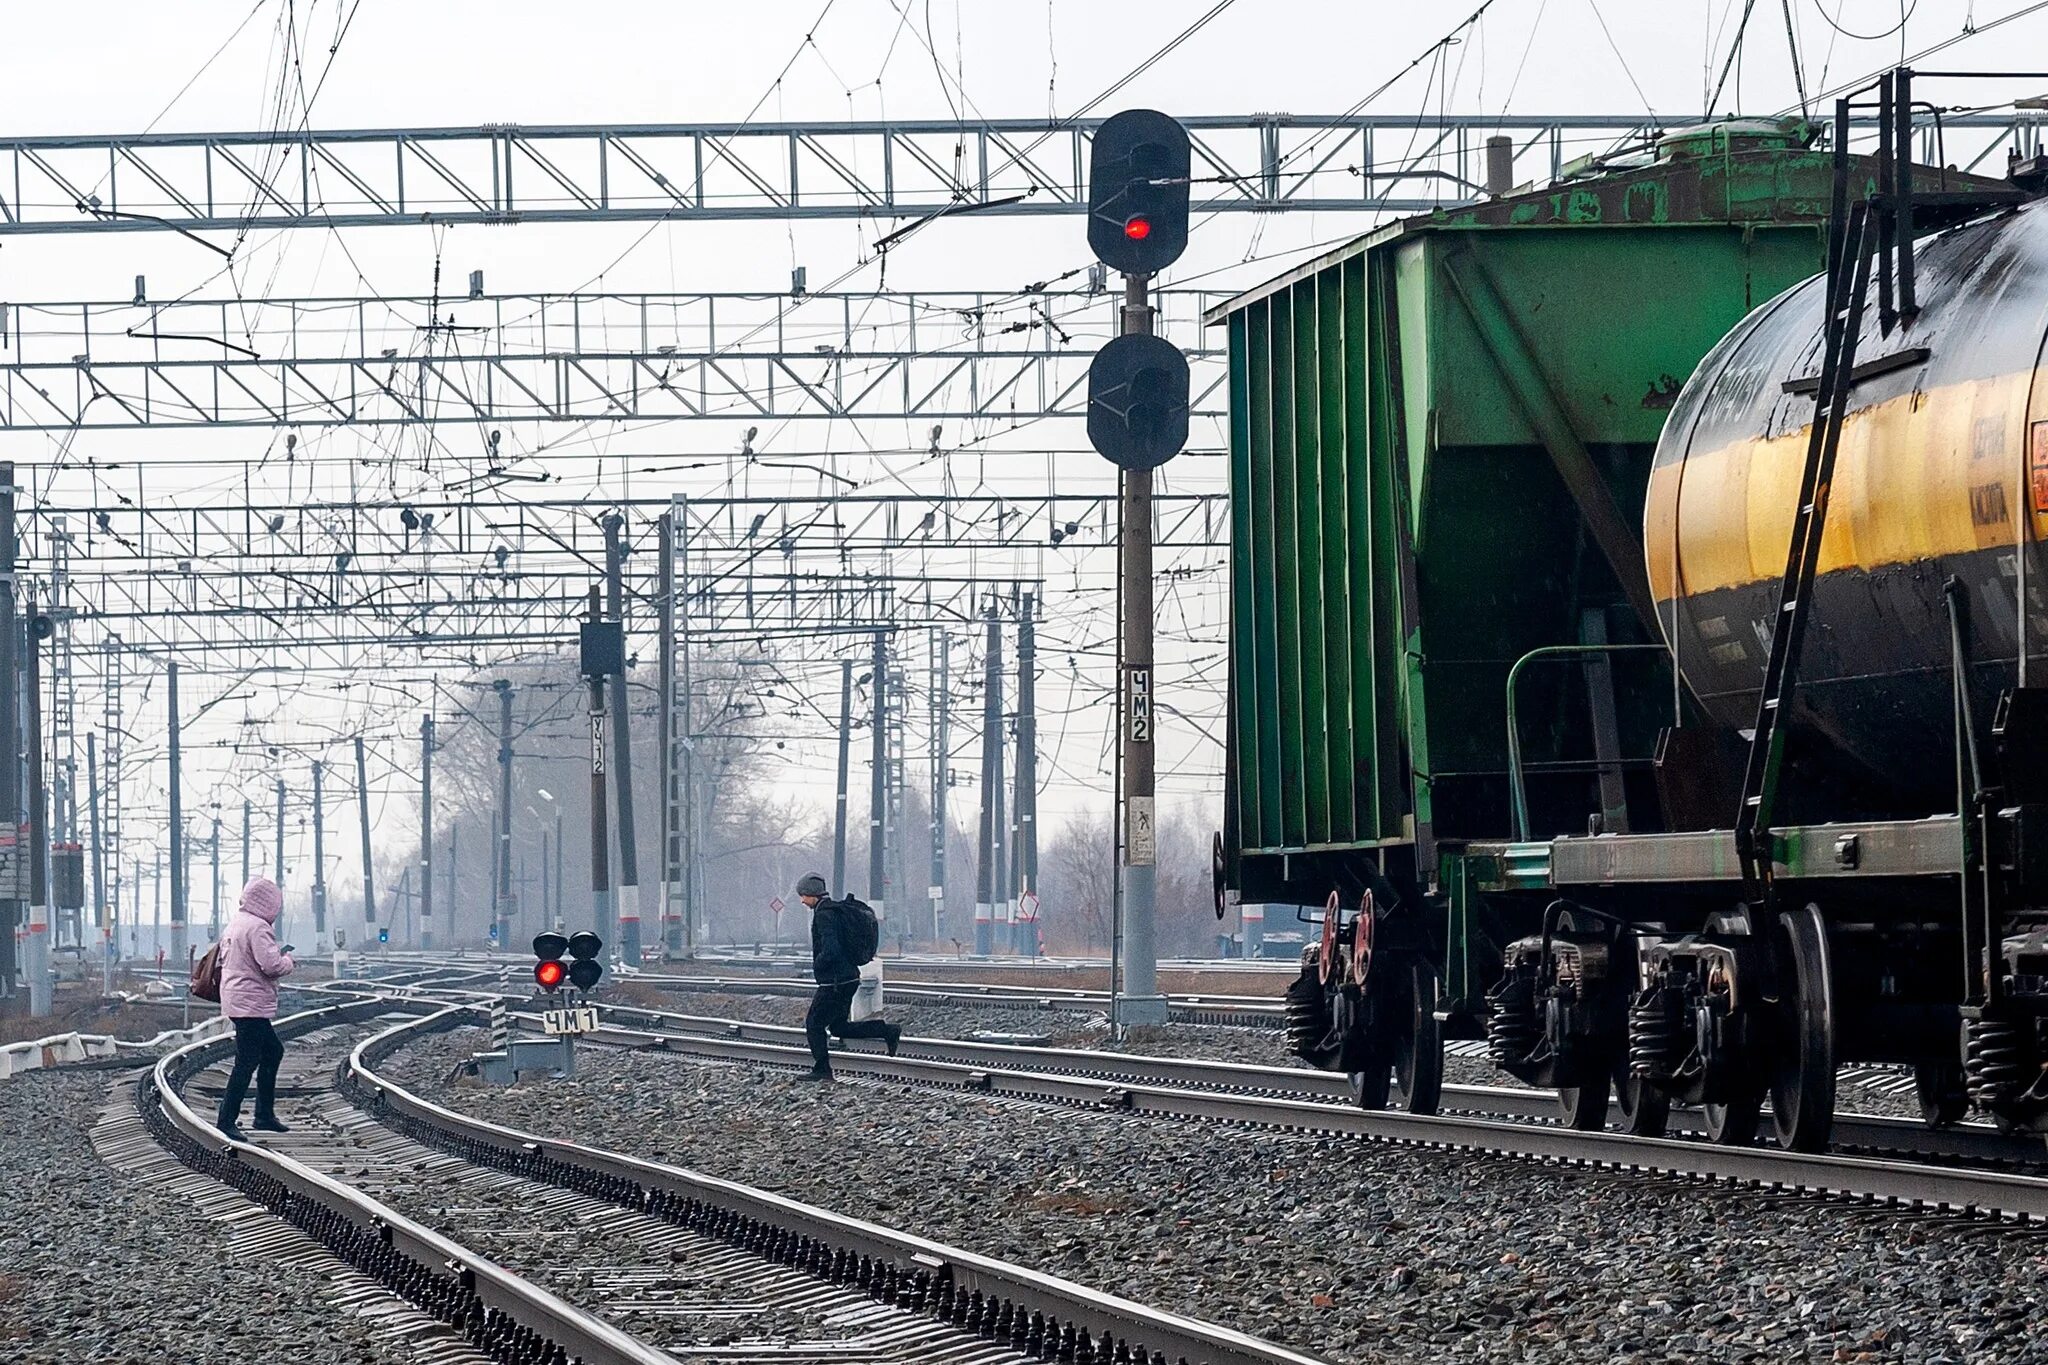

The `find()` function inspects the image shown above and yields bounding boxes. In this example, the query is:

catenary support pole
[869,632,887,917]
[354,735,375,945]
[494,681,513,948]
[420,715,434,950]
[929,631,948,943]
[1118,271,1166,1023]
[833,657,853,895]
[989,610,1008,953]
[974,605,999,955]
[240,798,250,891]
[604,516,642,962]
[161,657,182,988]
[553,811,563,928]
[1015,591,1039,955]
[209,814,221,939]
[587,586,611,944]
[311,759,327,948]
[657,509,679,956]
[0,462,17,1001]
[87,731,107,992]
[273,776,286,943]
[446,824,458,943]
[23,594,50,1014]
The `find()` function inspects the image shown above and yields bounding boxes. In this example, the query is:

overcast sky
[0,0,2039,907]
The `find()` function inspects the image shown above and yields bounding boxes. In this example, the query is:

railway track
[127,997,1326,1365]
[513,1000,2048,1224]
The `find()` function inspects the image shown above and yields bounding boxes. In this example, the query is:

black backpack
[840,896,880,967]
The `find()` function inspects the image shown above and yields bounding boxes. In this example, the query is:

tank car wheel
[1913,1057,1969,1130]
[1392,958,1444,1116]
[1768,904,1836,1153]
[1612,1056,1670,1137]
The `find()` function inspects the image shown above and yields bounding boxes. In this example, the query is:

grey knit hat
[796,873,828,898]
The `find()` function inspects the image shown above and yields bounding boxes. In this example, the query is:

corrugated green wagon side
[1215,128,1846,955]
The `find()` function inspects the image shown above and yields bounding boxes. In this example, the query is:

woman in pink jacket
[215,876,295,1140]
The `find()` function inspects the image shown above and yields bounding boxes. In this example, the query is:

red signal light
[1124,215,1152,241]
[534,959,567,990]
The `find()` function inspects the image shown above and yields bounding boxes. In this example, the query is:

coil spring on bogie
[1965,1016,2028,1104]
[1283,969,1331,1060]
[1485,976,1539,1066]
[1627,987,1683,1083]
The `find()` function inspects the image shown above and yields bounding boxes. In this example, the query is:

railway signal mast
[1086,110,1191,1027]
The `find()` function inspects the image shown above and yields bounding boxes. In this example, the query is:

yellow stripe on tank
[1645,369,2037,604]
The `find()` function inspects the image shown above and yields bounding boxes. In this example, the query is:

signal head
[534,958,567,991]
[567,931,603,961]
[532,931,569,960]
[568,959,604,992]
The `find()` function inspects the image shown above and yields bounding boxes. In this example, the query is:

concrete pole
[1015,592,1039,955]
[241,798,251,892]
[0,461,17,1001]
[87,731,108,992]
[604,516,642,962]
[273,777,286,944]
[161,657,181,987]
[494,681,513,948]
[989,613,1008,953]
[553,811,563,929]
[658,509,679,957]
[587,587,612,943]
[24,596,50,1015]
[354,735,375,944]
[929,632,948,943]
[420,715,434,950]
[209,814,221,940]
[1119,271,1165,1023]
[974,606,999,955]
[311,760,327,948]
[832,658,853,895]
[869,632,887,916]
[445,825,458,944]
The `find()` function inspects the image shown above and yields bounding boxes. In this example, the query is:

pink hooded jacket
[218,877,295,1019]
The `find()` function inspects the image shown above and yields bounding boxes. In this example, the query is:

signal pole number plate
[541,1006,599,1036]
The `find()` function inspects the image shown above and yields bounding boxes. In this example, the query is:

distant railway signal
[1087,109,1190,276]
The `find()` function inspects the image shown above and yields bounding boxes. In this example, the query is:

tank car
[1217,75,2046,1152]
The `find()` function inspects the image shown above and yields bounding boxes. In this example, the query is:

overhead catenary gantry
[3,112,1702,233]
[0,289,1230,431]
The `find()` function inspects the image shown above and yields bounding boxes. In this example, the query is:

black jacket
[809,897,861,984]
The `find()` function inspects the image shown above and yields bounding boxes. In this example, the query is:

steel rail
[558,1014,2048,1221]
[146,999,687,1365]
[584,1004,2042,1166]
[345,1010,1328,1365]
[624,968,1286,1025]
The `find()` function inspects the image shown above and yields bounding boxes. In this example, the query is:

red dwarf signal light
[1124,215,1152,241]
[534,958,567,991]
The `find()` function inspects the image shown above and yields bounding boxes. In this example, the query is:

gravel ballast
[385,1025,2045,1364]
[0,1068,413,1365]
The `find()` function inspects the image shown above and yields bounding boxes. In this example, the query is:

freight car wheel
[1768,904,1836,1152]
[1392,958,1444,1116]
[1349,1058,1393,1111]
[1612,1057,1670,1137]
[1555,1072,1611,1131]
[1913,1057,1969,1130]
[1703,1088,1763,1144]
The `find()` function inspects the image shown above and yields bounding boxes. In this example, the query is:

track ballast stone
[0,1068,413,1365]
[385,1026,2046,1364]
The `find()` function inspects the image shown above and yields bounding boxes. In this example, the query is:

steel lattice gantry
[0,288,1227,430]
[1,113,1698,233]
[21,488,1228,664]
[0,112,2028,236]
